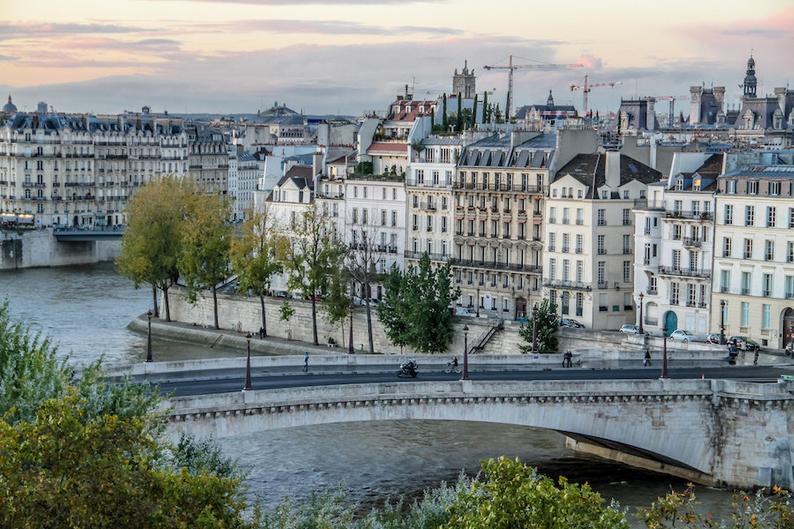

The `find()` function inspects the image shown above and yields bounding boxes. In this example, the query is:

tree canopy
[520,298,559,354]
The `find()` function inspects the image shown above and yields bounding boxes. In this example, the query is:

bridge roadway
[149,364,792,397]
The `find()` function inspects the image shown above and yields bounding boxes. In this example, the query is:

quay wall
[0,229,120,270]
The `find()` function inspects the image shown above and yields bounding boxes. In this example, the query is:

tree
[472,93,478,126]
[279,300,295,340]
[322,249,353,352]
[230,208,287,337]
[346,220,387,354]
[284,206,339,345]
[377,255,459,354]
[444,457,629,529]
[494,103,503,124]
[519,298,559,353]
[179,193,232,330]
[482,91,489,123]
[441,93,448,131]
[456,92,463,131]
[117,177,191,321]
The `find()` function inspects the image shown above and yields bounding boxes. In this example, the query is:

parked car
[559,318,585,329]
[619,324,640,335]
[729,335,760,352]
[706,333,721,345]
[670,329,694,343]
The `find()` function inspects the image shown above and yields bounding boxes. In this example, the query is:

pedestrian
[566,351,573,368]
[643,348,652,367]
[303,351,309,372]
[753,348,759,366]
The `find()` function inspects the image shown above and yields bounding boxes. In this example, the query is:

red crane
[569,75,621,116]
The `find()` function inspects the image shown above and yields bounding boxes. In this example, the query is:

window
[576,293,583,316]
[744,239,753,259]
[562,259,570,281]
[412,214,418,231]
[761,304,772,329]
[747,181,759,195]
[672,249,681,270]
[726,180,737,193]
[597,209,606,226]
[767,207,776,227]
[622,209,631,226]
[598,293,608,312]
[441,217,447,233]
[763,273,773,297]
[352,208,359,224]
[381,210,386,226]
[575,234,583,254]
[623,261,631,283]
[597,235,605,255]
[576,208,583,225]
[723,237,732,257]
[687,284,696,307]
[623,234,631,254]
[740,302,750,327]
[576,260,583,282]
[724,204,733,225]
[672,225,681,240]
[549,258,556,280]
[561,291,570,315]
[770,182,781,195]
[789,242,794,263]
[789,208,794,229]
[745,205,754,226]
[391,211,397,226]
[765,240,775,261]
[548,233,556,252]
[562,208,569,224]
[597,261,605,285]
[741,271,751,295]
[720,270,731,293]
[670,282,679,305]
[562,233,569,253]
[549,207,556,224]
[786,275,794,299]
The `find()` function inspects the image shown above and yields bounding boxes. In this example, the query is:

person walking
[643,348,652,367]
[303,351,309,372]
[753,348,759,366]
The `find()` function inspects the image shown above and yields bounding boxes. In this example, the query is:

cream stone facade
[711,164,794,349]
[544,151,661,330]
[0,109,187,227]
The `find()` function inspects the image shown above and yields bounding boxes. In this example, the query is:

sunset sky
[2,0,793,115]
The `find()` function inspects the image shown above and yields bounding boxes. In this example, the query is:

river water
[0,263,733,525]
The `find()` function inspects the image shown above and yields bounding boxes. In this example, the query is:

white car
[670,329,694,342]
[619,324,640,335]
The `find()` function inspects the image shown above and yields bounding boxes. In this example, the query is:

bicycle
[444,361,462,374]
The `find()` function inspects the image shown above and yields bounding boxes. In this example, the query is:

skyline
[2,0,793,115]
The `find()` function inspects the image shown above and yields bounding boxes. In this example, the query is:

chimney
[312,148,323,179]
[605,150,621,188]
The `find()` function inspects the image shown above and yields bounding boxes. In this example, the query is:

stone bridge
[165,379,794,489]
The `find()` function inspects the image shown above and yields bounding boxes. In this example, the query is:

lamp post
[243,332,253,391]
[531,303,538,353]
[462,324,470,380]
[719,299,726,345]
[638,292,644,335]
[476,288,480,318]
[660,325,669,379]
[146,310,153,363]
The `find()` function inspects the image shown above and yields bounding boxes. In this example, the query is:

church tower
[546,90,554,107]
[741,54,757,99]
[452,61,476,99]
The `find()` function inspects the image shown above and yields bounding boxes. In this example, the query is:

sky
[1,0,793,116]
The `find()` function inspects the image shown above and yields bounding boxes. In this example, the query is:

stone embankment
[0,228,119,269]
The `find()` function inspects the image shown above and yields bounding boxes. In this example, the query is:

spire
[547,90,554,107]
[742,52,757,99]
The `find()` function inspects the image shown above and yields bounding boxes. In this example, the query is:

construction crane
[642,96,689,128]
[569,75,621,116]
[483,55,583,121]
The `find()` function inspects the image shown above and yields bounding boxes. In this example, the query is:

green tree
[230,209,287,337]
[482,91,489,123]
[494,103,503,123]
[441,93,448,131]
[456,92,463,131]
[322,249,353,352]
[472,93,478,125]
[519,298,559,353]
[284,206,338,345]
[117,177,192,321]
[179,193,232,330]
[376,266,412,353]
[377,255,459,354]
[445,457,629,529]
[279,300,296,340]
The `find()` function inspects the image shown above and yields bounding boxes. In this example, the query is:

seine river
[0,263,733,525]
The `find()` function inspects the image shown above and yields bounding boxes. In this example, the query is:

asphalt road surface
[146,364,794,397]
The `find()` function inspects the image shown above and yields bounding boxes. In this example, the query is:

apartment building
[544,151,661,330]
[186,125,229,195]
[0,108,187,227]
[344,174,406,300]
[633,154,721,335]
[451,131,553,320]
[712,163,794,349]
[405,135,460,266]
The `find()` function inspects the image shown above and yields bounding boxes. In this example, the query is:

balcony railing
[682,237,703,248]
[451,259,541,274]
[664,210,713,221]
[646,288,658,295]
[405,251,448,261]
[543,279,592,291]
[658,266,712,279]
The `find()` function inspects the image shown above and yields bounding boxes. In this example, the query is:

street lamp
[638,292,644,335]
[719,299,726,345]
[531,304,539,353]
[462,324,470,380]
[476,287,480,318]
[243,332,253,391]
[660,324,669,379]
[146,310,153,363]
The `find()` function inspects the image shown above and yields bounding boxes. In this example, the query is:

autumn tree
[284,206,338,345]
[322,247,354,352]
[178,193,232,330]
[117,177,192,321]
[346,219,388,354]
[230,208,287,337]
